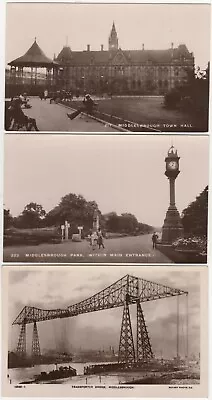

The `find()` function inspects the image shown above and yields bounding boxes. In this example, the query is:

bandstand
[6,38,59,97]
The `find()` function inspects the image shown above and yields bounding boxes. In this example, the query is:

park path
[3,234,172,264]
[22,97,118,132]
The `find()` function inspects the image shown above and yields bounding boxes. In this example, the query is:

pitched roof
[110,21,118,37]
[57,46,73,63]
[8,39,56,67]
[56,45,193,66]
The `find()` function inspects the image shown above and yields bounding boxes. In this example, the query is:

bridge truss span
[67,274,139,315]
[12,306,70,326]
[12,274,188,364]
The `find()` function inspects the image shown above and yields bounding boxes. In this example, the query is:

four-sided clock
[165,146,180,178]
[167,160,178,170]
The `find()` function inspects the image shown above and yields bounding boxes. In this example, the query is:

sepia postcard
[1,265,208,397]
[1,2,211,400]
[4,2,211,133]
[3,134,209,264]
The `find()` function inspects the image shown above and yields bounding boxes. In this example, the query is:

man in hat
[83,94,97,114]
[151,232,159,249]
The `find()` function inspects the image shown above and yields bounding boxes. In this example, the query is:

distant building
[55,22,194,94]
[6,23,194,95]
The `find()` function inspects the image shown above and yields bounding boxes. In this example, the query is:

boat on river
[20,365,77,383]
[35,365,77,381]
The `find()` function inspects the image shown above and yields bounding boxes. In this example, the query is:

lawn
[70,96,203,132]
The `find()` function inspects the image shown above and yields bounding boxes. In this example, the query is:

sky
[8,267,200,359]
[4,134,209,228]
[5,3,211,70]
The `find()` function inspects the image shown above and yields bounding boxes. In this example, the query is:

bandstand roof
[8,39,58,68]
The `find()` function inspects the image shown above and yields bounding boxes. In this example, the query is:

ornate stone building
[55,22,194,94]
[7,22,194,95]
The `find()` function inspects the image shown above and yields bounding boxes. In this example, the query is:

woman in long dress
[90,231,98,250]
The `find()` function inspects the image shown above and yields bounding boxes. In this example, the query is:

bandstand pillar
[31,67,33,85]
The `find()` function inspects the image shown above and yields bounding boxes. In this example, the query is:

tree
[119,213,138,233]
[164,63,209,129]
[184,64,209,123]
[138,222,154,234]
[4,209,13,229]
[45,193,100,234]
[182,186,208,237]
[14,202,46,228]
[104,211,154,235]
[104,212,120,233]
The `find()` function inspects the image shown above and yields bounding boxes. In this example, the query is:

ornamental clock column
[93,209,100,232]
[161,146,184,244]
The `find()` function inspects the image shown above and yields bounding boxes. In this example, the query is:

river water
[8,362,146,385]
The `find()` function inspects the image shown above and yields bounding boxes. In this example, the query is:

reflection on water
[8,362,145,385]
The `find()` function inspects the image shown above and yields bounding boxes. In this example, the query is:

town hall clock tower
[161,146,184,244]
[109,22,119,51]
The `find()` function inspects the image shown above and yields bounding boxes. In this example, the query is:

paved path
[22,98,118,132]
[4,234,172,264]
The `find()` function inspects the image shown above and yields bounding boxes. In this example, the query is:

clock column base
[161,205,184,244]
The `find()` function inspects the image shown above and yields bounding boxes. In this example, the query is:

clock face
[168,161,178,170]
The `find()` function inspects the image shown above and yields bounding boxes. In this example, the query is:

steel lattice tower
[31,321,41,358]
[136,301,153,361]
[118,299,135,364]
[16,322,26,358]
[13,274,188,365]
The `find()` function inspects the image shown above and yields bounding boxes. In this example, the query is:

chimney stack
[101,44,104,51]
[171,42,174,58]
[87,44,90,51]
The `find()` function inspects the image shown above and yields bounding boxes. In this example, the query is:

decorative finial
[168,144,174,155]
[35,37,37,42]
[66,36,68,47]
[168,144,178,156]
[112,21,116,31]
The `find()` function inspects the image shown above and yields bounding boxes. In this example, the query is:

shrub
[164,89,181,109]
[172,236,207,256]
[4,227,61,246]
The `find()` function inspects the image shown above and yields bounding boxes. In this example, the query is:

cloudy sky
[4,134,209,227]
[5,3,210,69]
[8,267,200,359]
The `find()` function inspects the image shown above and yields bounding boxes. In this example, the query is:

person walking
[97,228,105,249]
[152,232,158,249]
[44,89,48,100]
[91,231,98,250]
